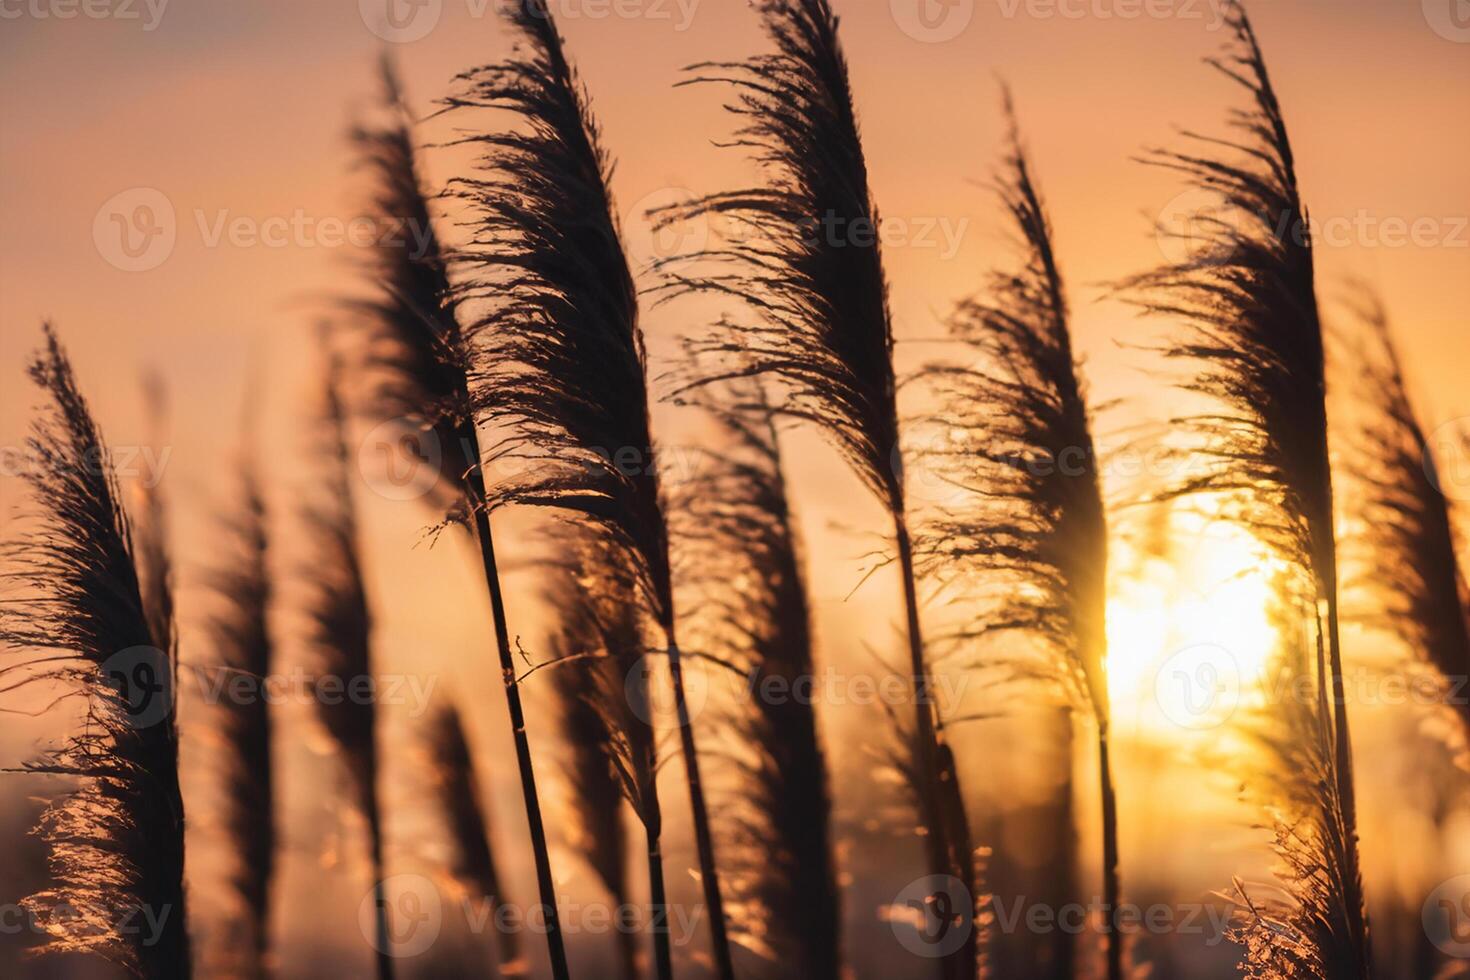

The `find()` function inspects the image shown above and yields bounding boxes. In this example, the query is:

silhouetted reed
[0,324,190,978]
[674,403,841,979]
[428,705,523,975]
[549,532,664,980]
[200,450,276,977]
[916,98,1119,979]
[1228,582,1372,979]
[343,53,571,977]
[300,344,391,979]
[441,1,733,973]
[1117,2,1369,971]
[649,1,977,973]
[1348,288,1470,763]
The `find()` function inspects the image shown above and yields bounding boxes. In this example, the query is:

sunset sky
[1,1,1467,976]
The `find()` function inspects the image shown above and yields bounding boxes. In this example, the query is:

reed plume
[442,1,733,973]
[674,403,840,979]
[300,344,391,980]
[0,324,190,978]
[346,52,473,508]
[1117,2,1369,971]
[650,1,977,973]
[916,98,1119,979]
[549,532,663,980]
[343,53,571,976]
[1347,288,1470,762]
[199,449,276,977]
[428,705,523,975]
[1228,581,1373,979]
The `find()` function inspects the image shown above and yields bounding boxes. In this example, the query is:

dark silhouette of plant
[0,324,190,979]
[441,1,733,973]
[1228,580,1372,979]
[200,448,276,978]
[428,705,522,975]
[676,403,841,979]
[649,1,977,974]
[300,344,391,979]
[549,531,665,980]
[1347,288,1470,763]
[1117,2,1369,972]
[917,96,1119,980]
[343,53,571,978]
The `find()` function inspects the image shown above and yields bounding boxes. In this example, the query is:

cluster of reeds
[2,1,1466,979]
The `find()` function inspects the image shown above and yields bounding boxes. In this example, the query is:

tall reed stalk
[200,448,276,977]
[651,1,976,974]
[676,403,841,979]
[440,1,733,973]
[550,535,664,980]
[344,54,570,977]
[1348,288,1470,759]
[1118,2,1369,972]
[917,98,1119,979]
[301,344,392,980]
[1229,581,1373,979]
[0,324,190,978]
[429,705,522,975]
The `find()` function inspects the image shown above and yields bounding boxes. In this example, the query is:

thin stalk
[896,521,978,979]
[647,827,673,980]
[465,464,570,980]
[665,631,735,980]
[367,807,393,980]
[1097,726,1121,980]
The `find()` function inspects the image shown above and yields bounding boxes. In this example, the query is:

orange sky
[1,1,1467,976]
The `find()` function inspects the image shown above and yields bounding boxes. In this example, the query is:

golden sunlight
[1106,511,1283,736]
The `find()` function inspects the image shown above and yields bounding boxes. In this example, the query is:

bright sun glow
[1105,511,1285,735]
